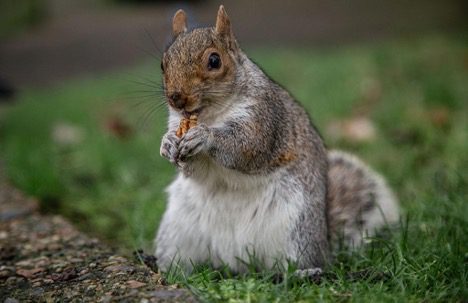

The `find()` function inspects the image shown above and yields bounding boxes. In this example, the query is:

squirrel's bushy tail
[327,150,399,249]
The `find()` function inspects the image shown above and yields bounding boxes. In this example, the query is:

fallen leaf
[105,116,133,139]
[51,122,84,146]
[427,107,450,129]
[326,117,377,143]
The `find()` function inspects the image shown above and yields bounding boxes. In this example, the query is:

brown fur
[172,9,187,37]
[272,151,297,166]
[156,6,399,273]
[162,26,238,114]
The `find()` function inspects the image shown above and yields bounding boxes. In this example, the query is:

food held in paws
[176,115,198,138]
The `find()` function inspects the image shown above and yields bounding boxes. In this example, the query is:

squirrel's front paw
[160,132,180,164]
[177,124,212,162]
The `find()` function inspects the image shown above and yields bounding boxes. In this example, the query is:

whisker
[129,99,165,110]
[137,105,156,130]
[137,74,163,87]
[138,102,166,130]
[137,45,161,62]
[123,90,166,96]
[144,28,164,56]
[127,78,162,90]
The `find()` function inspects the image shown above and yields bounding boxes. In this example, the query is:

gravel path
[0,160,195,302]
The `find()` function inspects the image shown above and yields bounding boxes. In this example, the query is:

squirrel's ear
[215,5,232,38]
[172,9,187,37]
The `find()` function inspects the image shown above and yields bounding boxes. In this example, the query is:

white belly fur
[155,160,304,273]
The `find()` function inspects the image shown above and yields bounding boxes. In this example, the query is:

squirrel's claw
[177,124,211,162]
[160,132,180,165]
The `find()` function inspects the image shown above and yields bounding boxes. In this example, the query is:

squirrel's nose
[169,92,186,109]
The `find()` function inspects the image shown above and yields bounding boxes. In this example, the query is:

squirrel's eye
[207,53,221,70]
[160,61,164,72]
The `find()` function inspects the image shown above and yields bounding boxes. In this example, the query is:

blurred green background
[0,0,466,301]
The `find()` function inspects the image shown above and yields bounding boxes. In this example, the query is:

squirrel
[155,6,399,275]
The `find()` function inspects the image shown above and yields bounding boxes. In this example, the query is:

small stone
[15,260,33,267]
[69,258,84,263]
[0,245,17,261]
[31,287,44,297]
[108,256,127,263]
[104,265,134,273]
[89,262,97,268]
[34,256,51,267]
[4,298,19,303]
[51,267,78,281]
[0,266,15,278]
[87,285,97,290]
[127,280,147,289]
[17,267,44,278]
[47,243,62,250]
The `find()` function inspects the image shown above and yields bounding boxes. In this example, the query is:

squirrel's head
[161,5,239,117]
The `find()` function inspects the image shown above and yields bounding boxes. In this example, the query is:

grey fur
[155,8,399,273]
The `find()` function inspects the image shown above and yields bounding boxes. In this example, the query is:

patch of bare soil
[0,162,195,302]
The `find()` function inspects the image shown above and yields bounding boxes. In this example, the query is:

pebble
[104,265,135,273]
[34,256,50,267]
[101,295,112,303]
[108,256,127,263]
[16,268,44,278]
[0,182,196,302]
[0,267,15,278]
[86,284,97,296]
[127,280,147,289]
[87,285,97,290]
[70,258,84,263]
[30,287,44,297]
[6,276,21,285]
[15,260,32,267]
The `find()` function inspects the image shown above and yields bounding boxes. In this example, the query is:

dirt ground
[0,0,465,89]
[0,160,195,302]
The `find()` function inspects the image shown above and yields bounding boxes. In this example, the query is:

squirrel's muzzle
[168,92,186,109]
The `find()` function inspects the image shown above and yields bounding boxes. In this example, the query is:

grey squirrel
[155,6,399,274]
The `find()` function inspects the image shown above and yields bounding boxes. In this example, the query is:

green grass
[1,34,467,301]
